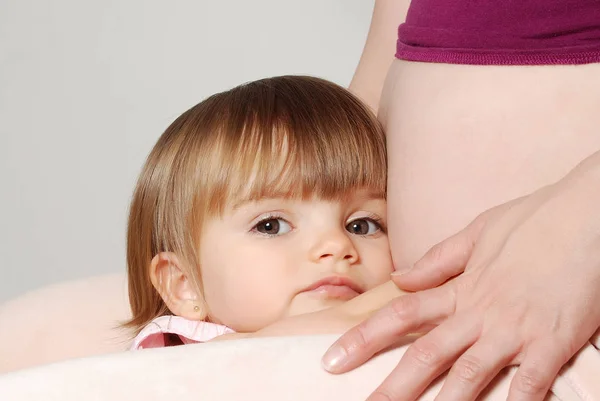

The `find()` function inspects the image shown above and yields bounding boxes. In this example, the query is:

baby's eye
[254,218,292,236]
[346,218,381,236]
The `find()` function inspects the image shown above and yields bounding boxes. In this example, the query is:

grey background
[0,0,374,302]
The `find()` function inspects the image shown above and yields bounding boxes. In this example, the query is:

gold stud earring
[193,305,200,312]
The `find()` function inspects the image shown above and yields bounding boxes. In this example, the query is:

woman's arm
[349,0,411,113]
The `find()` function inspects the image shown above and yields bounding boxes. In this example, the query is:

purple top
[396,0,600,65]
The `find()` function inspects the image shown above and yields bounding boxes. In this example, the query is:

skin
[213,280,409,341]
[7,1,599,386]
[321,1,600,400]
[325,159,600,401]
[152,189,395,334]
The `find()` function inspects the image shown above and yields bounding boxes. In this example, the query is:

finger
[322,284,456,373]
[507,340,570,401]
[393,215,488,292]
[434,332,521,401]
[366,313,481,401]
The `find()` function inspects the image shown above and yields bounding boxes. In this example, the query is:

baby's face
[197,188,393,332]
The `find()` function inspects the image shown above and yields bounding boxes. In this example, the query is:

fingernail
[321,345,348,371]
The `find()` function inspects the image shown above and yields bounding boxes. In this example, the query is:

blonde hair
[126,76,387,333]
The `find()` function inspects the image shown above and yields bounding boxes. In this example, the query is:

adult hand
[322,158,600,401]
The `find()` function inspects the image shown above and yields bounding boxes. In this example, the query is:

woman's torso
[384,0,600,268]
[382,60,600,269]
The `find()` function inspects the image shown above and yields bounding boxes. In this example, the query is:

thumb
[393,213,489,291]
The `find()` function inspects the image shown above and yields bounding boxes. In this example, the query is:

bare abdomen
[382,60,600,269]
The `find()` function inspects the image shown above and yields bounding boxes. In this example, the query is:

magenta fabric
[396,0,600,65]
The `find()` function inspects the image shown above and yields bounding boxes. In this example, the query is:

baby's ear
[149,252,207,321]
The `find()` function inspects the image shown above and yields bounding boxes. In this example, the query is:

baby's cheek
[211,278,290,332]
[366,255,394,288]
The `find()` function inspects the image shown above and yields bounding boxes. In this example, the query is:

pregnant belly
[382,60,600,269]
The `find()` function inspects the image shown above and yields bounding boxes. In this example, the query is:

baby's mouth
[305,284,360,300]
[301,276,363,300]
